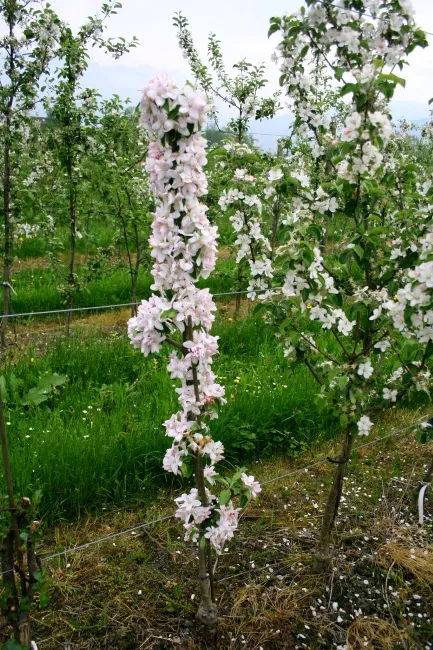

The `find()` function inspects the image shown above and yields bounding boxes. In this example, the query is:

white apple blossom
[357,360,374,379]
[129,77,260,559]
[357,415,374,436]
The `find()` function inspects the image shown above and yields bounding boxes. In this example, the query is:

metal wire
[0,416,426,580]
[39,514,174,563]
[262,418,425,486]
[0,287,283,320]
[0,514,174,578]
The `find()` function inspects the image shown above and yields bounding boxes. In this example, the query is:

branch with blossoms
[209,140,306,310]
[269,0,430,571]
[127,75,260,638]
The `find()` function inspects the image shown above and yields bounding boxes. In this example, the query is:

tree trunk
[1,124,12,349]
[314,429,354,572]
[17,615,31,647]
[66,170,76,337]
[186,317,217,640]
[0,396,34,645]
[131,223,141,317]
[0,394,16,514]
[195,451,217,641]
[270,200,280,261]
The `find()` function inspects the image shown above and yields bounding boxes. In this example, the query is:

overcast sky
[46,0,433,144]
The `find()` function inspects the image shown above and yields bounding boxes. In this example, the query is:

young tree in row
[173,12,279,143]
[0,0,61,348]
[47,1,137,332]
[174,13,282,311]
[95,97,153,314]
[128,76,260,639]
[269,0,430,569]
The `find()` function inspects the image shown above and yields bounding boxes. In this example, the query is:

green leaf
[160,308,176,320]
[354,245,364,259]
[219,489,232,505]
[22,387,49,406]
[180,463,192,479]
[0,375,7,401]
[339,249,352,264]
[340,413,348,428]
[3,641,24,650]
[268,18,281,38]
[424,340,433,360]
[38,373,67,390]
[306,224,322,241]
[341,83,358,96]
[199,535,206,549]
[338,376,349,390]
[314,395,328,412]
[378,72,406,87]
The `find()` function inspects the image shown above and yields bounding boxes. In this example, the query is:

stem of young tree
[1,101,13,349]
[313,428,354,572]
[66,156,76,337]
[0,389,33,646]
[0,394,16,518]
[187,316,217,639]
[270,197,280,260]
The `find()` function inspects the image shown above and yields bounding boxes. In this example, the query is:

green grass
[14,224,137,260]
[0,313,333,521]
[3,258,238,315]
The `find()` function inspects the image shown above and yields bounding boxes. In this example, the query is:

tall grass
[3,258,239,316]
[0,314,331,521]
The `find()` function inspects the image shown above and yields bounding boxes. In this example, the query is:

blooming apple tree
[268,0,431,569]
[0,0,61,348]
[127,76,260,635]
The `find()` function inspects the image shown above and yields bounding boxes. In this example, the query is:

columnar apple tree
[127,76,260,636]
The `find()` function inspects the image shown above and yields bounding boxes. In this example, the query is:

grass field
[6,408,431,649]
[1,305,338,521]
[0,239,432,650]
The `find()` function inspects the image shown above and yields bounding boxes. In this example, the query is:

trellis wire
[0,287,283,320]
[262,418,426,486]
[0,514,175,578]
[0,417,427,578]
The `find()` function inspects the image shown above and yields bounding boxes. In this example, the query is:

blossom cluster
[274,0,423,184]
[383,233,433,345]
[283,246,356,337]
[128,76,260,553]
[218,160,277,299]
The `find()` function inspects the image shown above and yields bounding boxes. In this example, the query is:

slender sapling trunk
[314,428,354,572]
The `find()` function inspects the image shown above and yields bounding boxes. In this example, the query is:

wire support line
[39,514,174,563]
[0,415,426,580]
[0,287,283,320]
[0,514,175,578]
[261,418,425,486]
